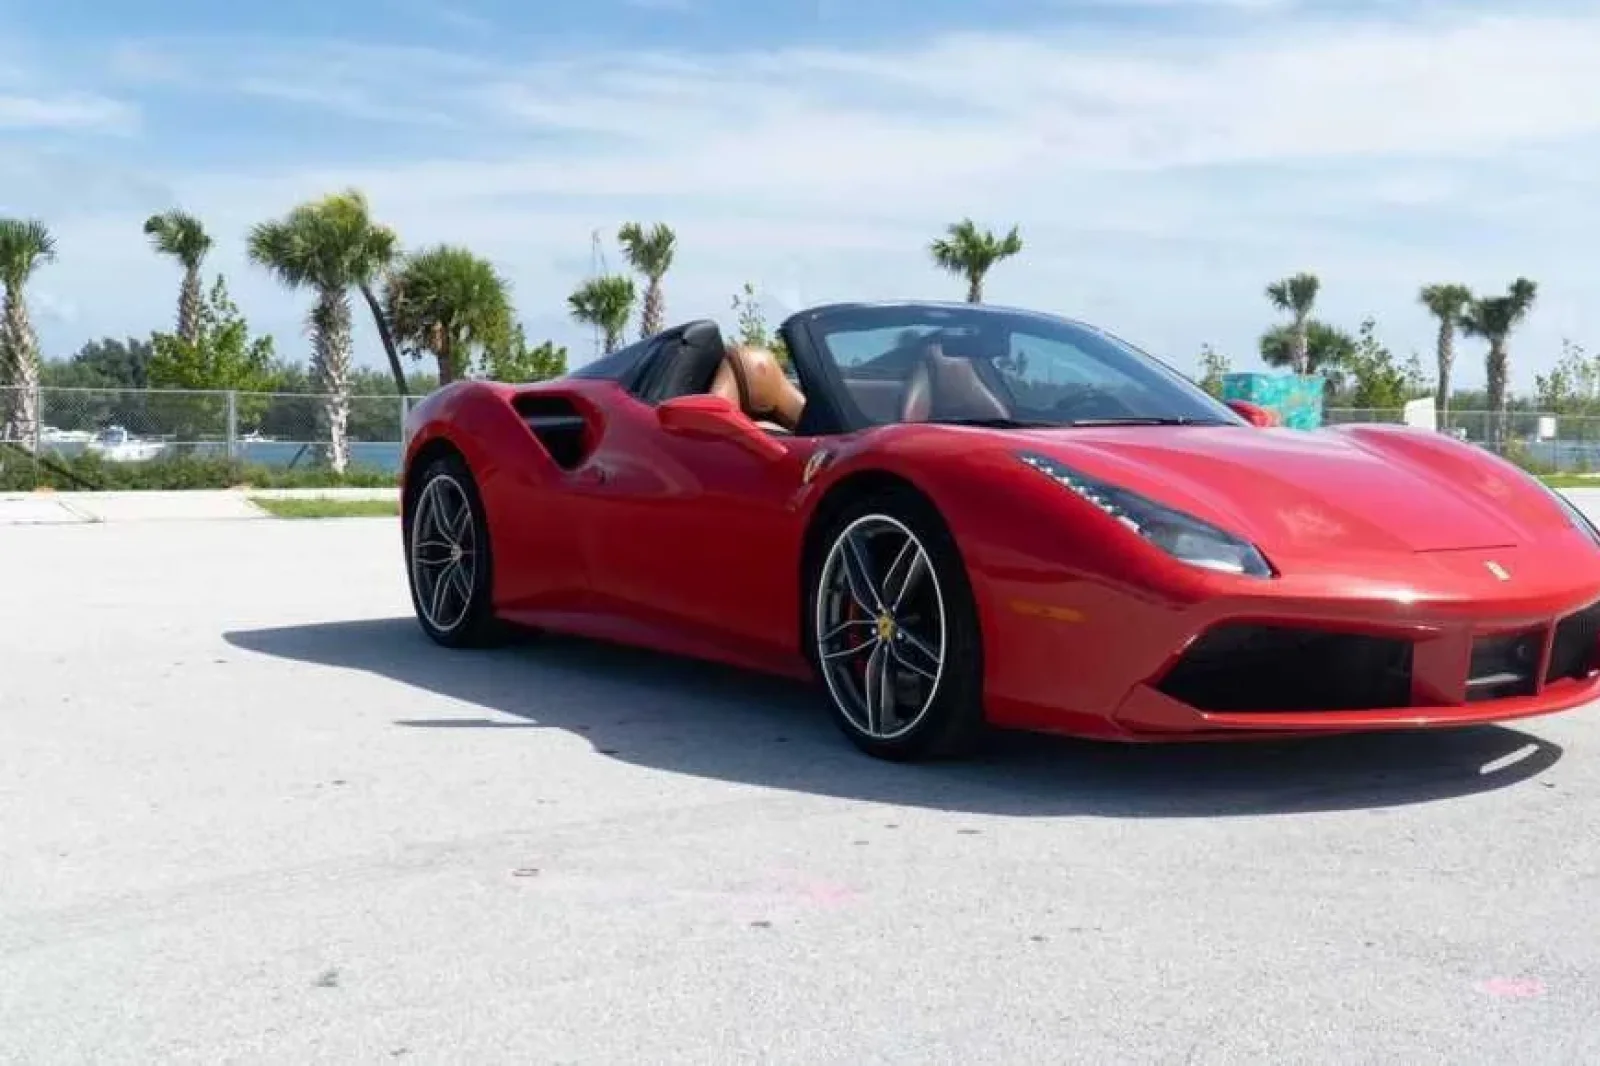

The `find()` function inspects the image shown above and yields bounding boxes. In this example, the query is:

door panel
[577,397,822,671]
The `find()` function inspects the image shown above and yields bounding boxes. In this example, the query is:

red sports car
[399,300,1600,760]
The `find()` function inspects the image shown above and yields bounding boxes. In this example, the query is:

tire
[403,451,502,648]
[805,484,986,761]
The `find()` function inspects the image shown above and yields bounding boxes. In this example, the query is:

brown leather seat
[710,345,806,432]
[900,343,1010,422]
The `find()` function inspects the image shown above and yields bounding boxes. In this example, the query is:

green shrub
[0,448,398,492]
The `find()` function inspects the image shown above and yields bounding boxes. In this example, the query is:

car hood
[1002,423,1570,558]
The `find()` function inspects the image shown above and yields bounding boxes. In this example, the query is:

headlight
[1017,451,1274,578]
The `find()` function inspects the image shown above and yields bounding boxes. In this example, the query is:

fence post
[32,383,43,486]
[226,391,238,460]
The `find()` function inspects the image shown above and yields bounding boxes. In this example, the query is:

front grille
[1546,600,1600,684]
[1157,624,1414,713]
[1465,630,1542,702]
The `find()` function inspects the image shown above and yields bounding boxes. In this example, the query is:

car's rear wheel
[807,486,986,760]
[405,452,500,648]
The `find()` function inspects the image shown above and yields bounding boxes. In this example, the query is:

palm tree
[1417,283,1473,425]
[0,218,56,445]
[142,209,213,345]
[1265,272,1321,374]
[384,245,513,385]
[617,222,676,338]
[247,189,402,471]
[929,219,1023,303]
[1461,278,1538,449]
[568,275,636,354]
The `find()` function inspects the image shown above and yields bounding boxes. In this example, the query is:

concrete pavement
[3,511,1600,1063]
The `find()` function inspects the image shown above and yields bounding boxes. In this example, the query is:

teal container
[1221,372,1324,430]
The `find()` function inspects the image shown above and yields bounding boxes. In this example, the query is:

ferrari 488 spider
[399,300,1600,760]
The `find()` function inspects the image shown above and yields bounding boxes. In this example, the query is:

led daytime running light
[1017,451,1273,578]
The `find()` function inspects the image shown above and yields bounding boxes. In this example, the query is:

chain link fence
[1322,407,1600,472]
[8,386,1600,483]
[2,386,417,475]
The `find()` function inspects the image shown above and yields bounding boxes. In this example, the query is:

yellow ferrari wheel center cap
[876,614,896,641]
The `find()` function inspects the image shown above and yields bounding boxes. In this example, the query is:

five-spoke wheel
[411,473,478,634]
[815,514,947,741]
[405,452,499,647]
[808,487,984,760]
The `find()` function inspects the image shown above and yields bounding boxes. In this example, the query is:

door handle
[577,464,610,486]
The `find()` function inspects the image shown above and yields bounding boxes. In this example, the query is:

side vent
[511,393,594,471]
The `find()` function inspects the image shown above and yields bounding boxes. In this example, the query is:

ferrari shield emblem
[1485,560,1510,581]
[803,450,830,484]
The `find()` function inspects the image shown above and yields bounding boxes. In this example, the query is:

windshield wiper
[929,417,1059,428]
[1064,416,1231,427]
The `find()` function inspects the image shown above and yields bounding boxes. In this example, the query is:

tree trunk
[311,288,353,474]
[2,285,40,447]
[1292,319,1309,375]
[1434,318,1454,427]
[604,324,623,354]
[435,335,457,386]
[1486,339,1508,451]
[641,279,664,338]
[178,267,202,345]
[358,282,408,398]
[967,274,983,303]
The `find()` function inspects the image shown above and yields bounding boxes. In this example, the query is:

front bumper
[1116,574,1600,737]
[981,544,1600,740]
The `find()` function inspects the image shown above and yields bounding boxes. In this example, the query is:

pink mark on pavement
[763,871,860,908]
[1477,977,1546,999]
[726,871,861,924]
[794,878,857,907]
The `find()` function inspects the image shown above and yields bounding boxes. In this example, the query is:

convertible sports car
[399,300,1600,760]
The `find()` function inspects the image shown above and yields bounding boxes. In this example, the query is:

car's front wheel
[806,486,986,760]
[404,452,500,647]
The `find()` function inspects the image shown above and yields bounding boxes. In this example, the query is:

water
[40,440,405,474]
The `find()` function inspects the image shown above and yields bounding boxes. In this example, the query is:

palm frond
[0,218,57,289]
[1266,272,1319,317]
[568,274,636,349]
[142,209,212,270]
[247,188,398,292]
[617,222,676,279]
[1418,282,1473,320]
[385,244,513,363]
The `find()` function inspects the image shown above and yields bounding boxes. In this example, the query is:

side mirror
[657,394,787,460]
[1226,400,1279,427]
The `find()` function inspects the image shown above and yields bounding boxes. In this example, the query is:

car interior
[641,318,1019,436]
[636,319,809,434]
[836,330,1015,425]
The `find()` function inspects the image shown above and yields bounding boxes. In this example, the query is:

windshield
[809,304,1243,429]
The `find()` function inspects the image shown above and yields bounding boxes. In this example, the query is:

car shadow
[223,618,1565,818]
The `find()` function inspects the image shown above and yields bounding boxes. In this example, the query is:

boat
[86,425,167,462]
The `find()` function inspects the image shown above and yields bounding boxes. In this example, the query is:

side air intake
[511,394,594,471]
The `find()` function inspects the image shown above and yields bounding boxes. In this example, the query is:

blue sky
[4,0,1600,392]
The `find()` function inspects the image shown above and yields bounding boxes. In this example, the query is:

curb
[0,487,400,525]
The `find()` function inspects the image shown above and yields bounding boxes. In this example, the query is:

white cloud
[0,92,135,132]
[14,5,1600,392]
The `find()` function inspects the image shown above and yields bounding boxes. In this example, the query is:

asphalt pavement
[3,514,1599,1064]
